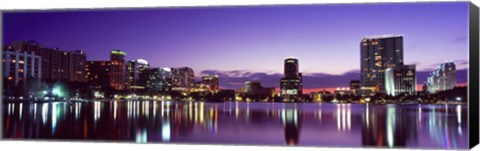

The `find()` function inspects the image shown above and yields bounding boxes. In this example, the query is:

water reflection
[282,107,301,146]
[336,104,351,132]
[2,101,468,149]
[362,104,414,148]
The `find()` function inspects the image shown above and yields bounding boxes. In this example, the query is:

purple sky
[3,2,469,89]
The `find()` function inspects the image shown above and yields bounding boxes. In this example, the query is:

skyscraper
[148,67,173,92]
[425,61,456,94]
[68,50,87,82]
[360,34,404,93]
[86,61,111,90]
[171,67,195,91]
[109,50,127,90]
[280,57,303,101]
[127,59,150,90]
[384,64,417,96]
[201,74,219,93]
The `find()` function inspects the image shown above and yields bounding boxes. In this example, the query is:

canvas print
[1,2,474,150]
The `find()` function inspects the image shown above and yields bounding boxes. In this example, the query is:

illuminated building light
[111,50,127,55]
[162,121,171,141]
[362,34,403,40]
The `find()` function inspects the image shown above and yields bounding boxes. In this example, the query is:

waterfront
[2,101,468,149]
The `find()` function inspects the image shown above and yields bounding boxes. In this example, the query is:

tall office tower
[2,50,42,88]
[86,61,111,90]
[68,50,87,82]
[425,61,456,94]
[384,64,417,96]
[50,49,69,80]
[8,40,87,82]
[148,67,173,92]
[280,57,303,101]
[109,50,127,90]
[201,74,219,92]
[127,59,150,90]
[171,67,195,90]
[360,34,404,93]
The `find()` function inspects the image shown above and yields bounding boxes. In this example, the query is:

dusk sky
[3,2,469,91]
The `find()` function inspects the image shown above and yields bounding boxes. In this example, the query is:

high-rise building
[2,49,42,87]
[201,74,219,92]
[425,61,456,94]
[68,50,87,82]
[280,57,303,101]
[127,59,150,90]
[384,64,416,96]
[86,61,111,90]
[148,67,173,92]
[171,67,195,90]
[109,50,127,90]
[8,40,87,82]
[360,35,404,93]
[50,50,68,80]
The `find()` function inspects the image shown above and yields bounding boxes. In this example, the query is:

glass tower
[360,34,404,93]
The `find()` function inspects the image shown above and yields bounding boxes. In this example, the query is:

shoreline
[1,99,467,106]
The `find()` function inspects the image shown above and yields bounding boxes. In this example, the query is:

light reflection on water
[2,101,468,149]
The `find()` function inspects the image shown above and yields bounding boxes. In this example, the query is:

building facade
[201,74,219,93]
[243,81,275,100]
[350,80,361,90]
[425,61,456,94]
[148,68,173,92]
[109,50,127,90]
[280,57,303,101]
[68,50,87,82]
[86,61,111,90]
[8,40,87,82]
[171,67,195,91]
[2,50,42,86]
[360,35,404,93]
[127,59,150,91]
[384,64,416,96]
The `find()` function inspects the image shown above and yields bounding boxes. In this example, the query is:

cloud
[451,36,468,44]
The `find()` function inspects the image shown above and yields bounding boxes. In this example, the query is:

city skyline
[3,39,468,93]
[3,2,469,91]
[2,2,473,149]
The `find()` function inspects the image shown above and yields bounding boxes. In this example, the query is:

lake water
[2,101,468,149]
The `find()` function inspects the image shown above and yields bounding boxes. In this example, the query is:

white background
[0,0,479,151]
